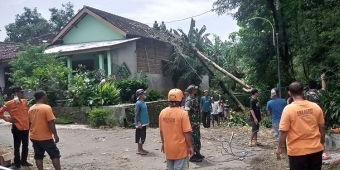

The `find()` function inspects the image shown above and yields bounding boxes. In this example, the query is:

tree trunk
[192,46,252,91]
[218,81,246,112]
[267,0,293,84]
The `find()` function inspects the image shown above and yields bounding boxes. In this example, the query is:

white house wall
[111,41,137,75]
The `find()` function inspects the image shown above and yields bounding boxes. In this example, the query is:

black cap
[250,88,259,95]
[12,86,23,93]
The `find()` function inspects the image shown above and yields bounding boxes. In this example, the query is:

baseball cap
[270,88,277,98]
[135,89,145,96]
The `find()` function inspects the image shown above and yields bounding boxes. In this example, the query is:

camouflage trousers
[191,125,201,153]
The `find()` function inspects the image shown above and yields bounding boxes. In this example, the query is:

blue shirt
[134,100,149,127]
[266,98,286,124]
[200,96,212,112]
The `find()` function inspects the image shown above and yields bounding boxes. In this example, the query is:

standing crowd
[0,73,326,170]
[0,87,61,170]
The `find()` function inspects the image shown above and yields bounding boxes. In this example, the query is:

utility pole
[248,17,282,97]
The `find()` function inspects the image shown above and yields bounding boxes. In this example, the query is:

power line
[165,9,213,24]
[146,8,213,25]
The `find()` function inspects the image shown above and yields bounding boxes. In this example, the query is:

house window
[72,59,95,70]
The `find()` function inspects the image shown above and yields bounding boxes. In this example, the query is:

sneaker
[21,161,33,166]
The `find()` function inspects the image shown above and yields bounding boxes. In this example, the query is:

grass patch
[55,116,74,124]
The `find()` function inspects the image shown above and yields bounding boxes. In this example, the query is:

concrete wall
[146,74,173,95]
[62,14,124,44]
[111,41,137,75]
[0,64,5,89]
[53,100,168,128]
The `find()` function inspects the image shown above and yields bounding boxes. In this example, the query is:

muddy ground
[0,121,338,170]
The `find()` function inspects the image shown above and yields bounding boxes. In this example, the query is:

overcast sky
[0,0,239,42]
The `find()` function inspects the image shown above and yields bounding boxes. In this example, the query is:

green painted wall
[62,14,124,44]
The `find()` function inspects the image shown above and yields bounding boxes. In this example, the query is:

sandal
[322,153,331,160]
[248,142,255,147]
[136,152,147,155]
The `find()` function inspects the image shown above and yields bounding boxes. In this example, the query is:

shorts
[288,151,322,170]
[218,112,223,117]
[31,139,61,160]
[251,121,260,133]
[166,158,188,170]
[135,126,146,144]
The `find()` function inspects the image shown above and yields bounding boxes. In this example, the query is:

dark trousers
[288,151,323,170]
[11,125,29,165]
[202,112,211,128]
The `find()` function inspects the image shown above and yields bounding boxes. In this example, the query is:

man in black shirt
[249,88,261,147]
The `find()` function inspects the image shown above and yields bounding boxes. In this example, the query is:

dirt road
[0,121,281,170]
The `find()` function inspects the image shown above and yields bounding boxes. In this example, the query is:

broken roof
[0,42,21,61]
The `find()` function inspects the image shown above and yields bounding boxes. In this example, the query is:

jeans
[272,122,279,143]
[202,112,210,128]
[11,124,29,165]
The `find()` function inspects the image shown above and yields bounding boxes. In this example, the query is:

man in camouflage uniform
[185,85,204,162]
[305,73,326,105]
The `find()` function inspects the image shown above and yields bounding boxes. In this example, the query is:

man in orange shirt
[28,90,61,170]
[159,89,193,170]
[0,86,32,168]
[277,82,325,170]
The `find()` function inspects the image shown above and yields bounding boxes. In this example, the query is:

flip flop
[322,153,331,160]
[142,149,149,153]
[248,142,255,147]
[136,152,147,155]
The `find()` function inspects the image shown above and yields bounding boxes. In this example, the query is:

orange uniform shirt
[0,99,29,130]
[279,100,324,156]
[159,107,192,160]
[28,104,56,141]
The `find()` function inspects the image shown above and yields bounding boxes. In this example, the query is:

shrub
[88,108,120,128]
[115,78,148,102]
[105,111,119,128]
[146,90,163,101]
[67,68,105,106]
[94,81,120,106]
[55,116,74,124]
[9,45,70,106]
[224,111,249,127]
[124,107,135,128]
[321,89,340,129]
[260,114,272,128]
[88,108,108,127]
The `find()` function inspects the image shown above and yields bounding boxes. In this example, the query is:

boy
[159,88,193,170]
[249,88,261,146]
